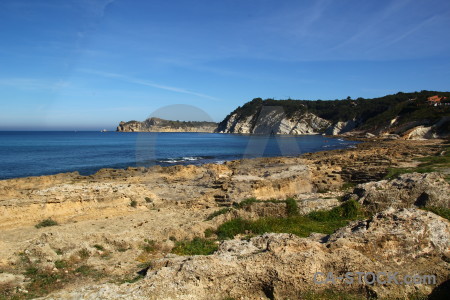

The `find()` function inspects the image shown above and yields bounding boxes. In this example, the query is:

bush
[171,238,218,255]
[206,208,232,221]
[142,239,157,253]
[130,200,138,208]
[233,198,258,209]
[285,198,299,216]
[93,244,104,251]
[35,218,58,228]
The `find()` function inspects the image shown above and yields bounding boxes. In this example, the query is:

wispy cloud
[79,69,220,101]
[0,78,70,91]
[328,0,413,52]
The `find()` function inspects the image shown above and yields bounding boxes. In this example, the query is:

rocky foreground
[0,139,449,299]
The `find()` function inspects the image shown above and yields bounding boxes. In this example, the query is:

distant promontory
[116,117,217,132]
[117,91,450,139]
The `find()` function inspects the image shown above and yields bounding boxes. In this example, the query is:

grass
[421,206,450,221]
[341,182,357,191]
[141,239,158,253]
[77,248,90,259]
[383,166,435,180]
[301,289,372,300]
[1,256,104,299]
[232,197,259,209]
[384,144,450,180]
[216,200,363,240]
[93,244,105,251]
[171,237,218,255]
[35,218,58,229]
[285,198,299,216]
[206,208,232,221]
[206,198,295,221]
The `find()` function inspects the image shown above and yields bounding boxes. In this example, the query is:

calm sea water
[0,132,358,180]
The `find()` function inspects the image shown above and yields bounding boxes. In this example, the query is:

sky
[0,0,449,130]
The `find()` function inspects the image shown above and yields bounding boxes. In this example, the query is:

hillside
[216,91,450,139]
[117,117,217,132]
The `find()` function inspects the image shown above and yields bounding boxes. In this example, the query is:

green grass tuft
[421,206,450,221]
[35,218,58,229]
[216,200,363,240]
[171,237,218,255]
[206,208,232,221]
[285,198,299,216]
[233,197,259,209]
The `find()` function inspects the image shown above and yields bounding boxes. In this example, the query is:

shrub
[35,218,58,228]
[142,239,157,253]
[54,260,68,269]
[130,200,138,208]
[206,208,232,221]
[285,198,299,216]
[172,238,218,255]
[78,249,90,259]
[233,198,258,209]
[93,244,104,251]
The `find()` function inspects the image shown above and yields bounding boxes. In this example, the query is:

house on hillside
[427,95,447,106]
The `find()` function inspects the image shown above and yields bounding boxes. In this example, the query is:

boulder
[41,208,450,300]
[349,172,450,213]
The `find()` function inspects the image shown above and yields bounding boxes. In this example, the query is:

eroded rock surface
[349,172,450,213]
[41,208,450,300]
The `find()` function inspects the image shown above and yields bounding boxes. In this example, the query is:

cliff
[116,117,217,132]
[216,91,450,139]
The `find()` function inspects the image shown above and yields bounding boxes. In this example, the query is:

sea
[0,132,359,180]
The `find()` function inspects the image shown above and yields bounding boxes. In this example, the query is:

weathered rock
[40,208,450,300]
[117,118,217,132]
[349,172,450,213]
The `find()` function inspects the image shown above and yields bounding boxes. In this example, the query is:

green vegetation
[216,200,363,240]
[35,218,58,229]
[206,208,232,221]
[384,144,450,180]
[144,197,152,203]
[217,91,450,133]
[142,239,158,253]
[421,206,450,221]
[285,198,299,216]
[301,289,372,300]
[232,197,259,209]
[171,237,218,255]
[0,253,103,299]
[341,182,357,191]
[93,244,105,251]
[54,260,68,269]
[77,248,90,259]
[130,200,138,208]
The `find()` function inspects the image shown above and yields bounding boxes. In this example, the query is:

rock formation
[215,91,450,138]
[117,117,217,132]
[41,208,450,300]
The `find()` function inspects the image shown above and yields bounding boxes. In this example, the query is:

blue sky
[0,0,449,130]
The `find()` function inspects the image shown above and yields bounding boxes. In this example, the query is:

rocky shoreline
[0,138,449,299]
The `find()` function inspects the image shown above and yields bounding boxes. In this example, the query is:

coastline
[0,137,448,299]
[0,132,358,181]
